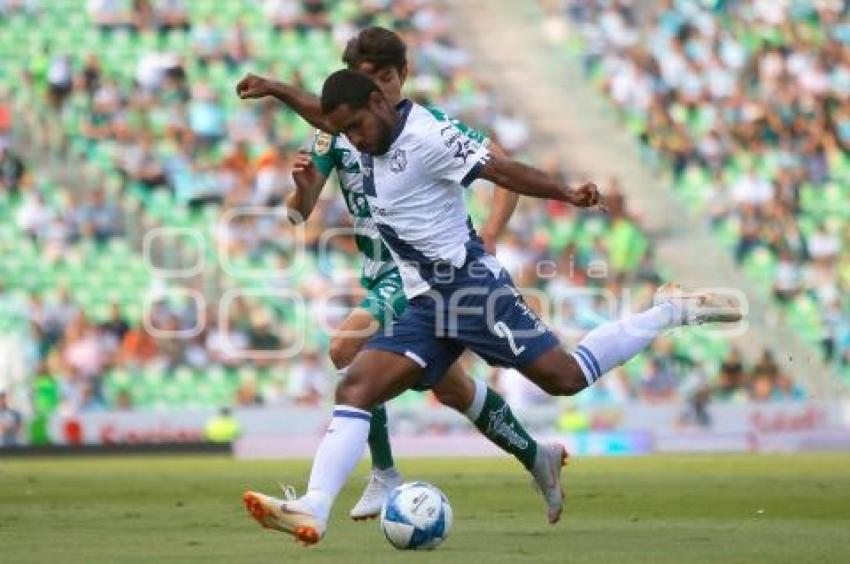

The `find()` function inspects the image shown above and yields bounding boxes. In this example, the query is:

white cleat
[530,443,569,524]
[242,487,326,546]
[654,283,743,326]
[349,468,403,521]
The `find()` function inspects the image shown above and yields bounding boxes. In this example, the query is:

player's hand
[236,73,273,99]
[292,150,320,190]
[566,182,606,211]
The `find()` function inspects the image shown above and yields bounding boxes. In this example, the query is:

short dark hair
[342,26,407,72]
[320,69,380,114]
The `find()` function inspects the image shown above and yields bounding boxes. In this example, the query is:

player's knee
[535,363,587,397]
[334,370,375,410]
[543,374,585,396]
[432,384,468,412]
[328,336,356,370]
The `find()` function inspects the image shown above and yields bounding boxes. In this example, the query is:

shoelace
[279,484,297,501]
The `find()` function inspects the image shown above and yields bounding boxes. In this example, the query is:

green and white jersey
[310,103,489,287]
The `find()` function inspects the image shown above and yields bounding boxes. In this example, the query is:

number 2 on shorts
[493,321,527,357]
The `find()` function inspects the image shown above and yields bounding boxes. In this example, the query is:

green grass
[1,453,849,563]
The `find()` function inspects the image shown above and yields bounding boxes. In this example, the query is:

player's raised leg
[519,284,743,397]
[243,349,424,545]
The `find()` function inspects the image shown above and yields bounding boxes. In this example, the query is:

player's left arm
[477,154,602,209]
[423,120,600,209]
[439,114,519,248]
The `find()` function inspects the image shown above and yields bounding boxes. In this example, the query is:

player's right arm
[287,151,329,224]
[236,73,335,133]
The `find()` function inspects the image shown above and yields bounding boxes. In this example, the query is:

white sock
[463,378,488,421]
[300,405,371,522]
[572,302,678,386]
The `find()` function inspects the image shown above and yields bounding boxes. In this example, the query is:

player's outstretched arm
[286,151,329,224]
[478,153,603,209]
[479,143,520,252]
[236,73,335,133]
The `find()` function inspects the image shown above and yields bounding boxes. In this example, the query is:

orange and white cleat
[530,442,569,524]
[654,283,743,326]
[242,488,325,546]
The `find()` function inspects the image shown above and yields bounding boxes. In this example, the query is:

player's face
[354,62,407,107]
[327,93,395,155]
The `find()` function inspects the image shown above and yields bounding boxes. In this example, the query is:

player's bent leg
[328,307,380,370]
[430,361,475,411]
[434,363,569,524]
[520,346,589,396]
[244,350,424,545]
[434,363,540,469]
[336,349,424,409]
[330,308,404,520]
[299,351,422,525]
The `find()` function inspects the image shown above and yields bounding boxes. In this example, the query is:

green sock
[473,388,538,471]
[367,404,395,471]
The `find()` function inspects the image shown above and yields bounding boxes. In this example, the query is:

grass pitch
[1,453,849,563]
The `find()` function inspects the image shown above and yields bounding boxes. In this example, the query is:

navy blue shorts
[363,256,560,390]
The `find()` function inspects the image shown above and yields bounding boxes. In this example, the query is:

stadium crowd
[559,0,850,382]
[0,0,806,445]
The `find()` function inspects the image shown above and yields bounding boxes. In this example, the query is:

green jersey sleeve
[424,104,489,145]
[310,130,337,177]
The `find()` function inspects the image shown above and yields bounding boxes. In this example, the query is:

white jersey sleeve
[418,120,491,187]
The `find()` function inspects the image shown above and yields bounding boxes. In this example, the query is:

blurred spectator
[155,0,190,33]
[0,392,22,447]
[100,304,130,343]
[287,349,328,406]
[0,142,26,195]
[88,0,132,32]
[638,357,678,403]
[716,348,747,402]
[46,55,73,110]
[265,0,301,32]
[118,323,159,367]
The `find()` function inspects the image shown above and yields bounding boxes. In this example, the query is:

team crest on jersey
[389,148,407,173]
[313,131,333,155]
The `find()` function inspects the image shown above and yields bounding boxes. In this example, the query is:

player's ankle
[373,466,401,480]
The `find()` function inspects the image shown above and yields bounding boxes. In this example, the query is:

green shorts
[359,269,408,328]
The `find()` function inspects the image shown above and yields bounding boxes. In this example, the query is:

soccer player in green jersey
[237,27,567,523]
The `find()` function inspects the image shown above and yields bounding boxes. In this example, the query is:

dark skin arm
[236,73,336,133]
[478,153,603,209]
[479,142,520,252]
[286,151,328,224]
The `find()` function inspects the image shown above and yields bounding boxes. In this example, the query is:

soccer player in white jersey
[242,71,742,545]
[238,28,568,524]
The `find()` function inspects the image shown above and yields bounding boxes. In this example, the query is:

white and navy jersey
[361,100,492,298]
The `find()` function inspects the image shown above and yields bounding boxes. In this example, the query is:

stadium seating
[0,0,796,431]
[560,0,849,387]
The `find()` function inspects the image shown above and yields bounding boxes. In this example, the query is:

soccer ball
[379,481,453,550]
